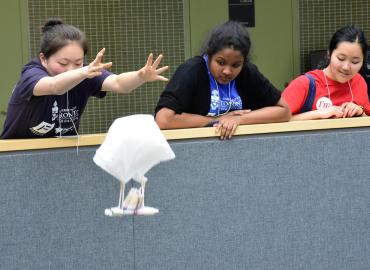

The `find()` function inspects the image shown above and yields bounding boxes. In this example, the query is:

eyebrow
[59,58,84,62]
[337,54,362,59]
[215,57,243,63]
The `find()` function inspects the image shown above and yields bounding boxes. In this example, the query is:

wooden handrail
[1,117,370,152]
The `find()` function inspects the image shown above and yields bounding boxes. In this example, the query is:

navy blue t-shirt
[1,58,112,139]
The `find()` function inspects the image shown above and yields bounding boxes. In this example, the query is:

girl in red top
[283,25,370,120]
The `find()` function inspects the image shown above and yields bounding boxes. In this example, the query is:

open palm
[138,53,169,82]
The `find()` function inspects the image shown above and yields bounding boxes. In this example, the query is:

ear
[39,53,47,67]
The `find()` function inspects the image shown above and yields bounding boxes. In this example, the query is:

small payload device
[93,114,175,217]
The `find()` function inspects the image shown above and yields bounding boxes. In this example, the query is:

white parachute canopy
[93,114,175,216]
[93,114,175,183]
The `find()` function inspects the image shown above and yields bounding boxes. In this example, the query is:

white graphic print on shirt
[30,100,79,136]
[30,121,55,135]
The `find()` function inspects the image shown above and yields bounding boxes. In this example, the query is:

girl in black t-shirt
[155,21,291,139]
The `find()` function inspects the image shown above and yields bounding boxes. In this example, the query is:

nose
[342,61,350,70]
[222,66,232,76]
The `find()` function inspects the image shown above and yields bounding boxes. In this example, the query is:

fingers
[102,62,113,69]
[156,65,169,74]
[331,107,344,118]
[340,102,349,110]
[334,111,344,118]
[98,48,106,57]
[346,107,358,117]
[92,48,106,66]
[340,103,350,117]
[220,122,236,139]
[229,123,238,139]
[215,119,239,140]
[146,53,154,67]
[85,61,112,78]
[89,62,112,72]
[356,106,364,116]
[332,106,344,118]
[349,105,362,117]
[152,54,163,69]
[342,106,351,118]
[140,53,168,82]
[340,102,360,118]
[87,48,111,77]
[156,75,169,82]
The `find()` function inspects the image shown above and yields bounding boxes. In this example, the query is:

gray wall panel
[1,128,370,269]
[0,149,134,270]
[138,129,370,270]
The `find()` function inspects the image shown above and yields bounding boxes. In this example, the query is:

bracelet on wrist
[205,120,219,127]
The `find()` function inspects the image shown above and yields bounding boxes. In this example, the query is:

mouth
[339,71,351,77]
[217,77,232,84]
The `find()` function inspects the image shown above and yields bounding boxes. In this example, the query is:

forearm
[290,110,325,121]
[104,71,146,93]
[34,67,87,96]
[156,109,215,129]
[291,105,349,120]
[238,106,291,124]
[116,71,147,93]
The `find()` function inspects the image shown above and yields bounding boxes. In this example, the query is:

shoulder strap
[300,73,316,113]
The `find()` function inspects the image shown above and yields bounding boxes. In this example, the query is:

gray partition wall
[1,127,370,269]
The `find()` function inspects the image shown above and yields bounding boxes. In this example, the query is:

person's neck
[323,67,335,81]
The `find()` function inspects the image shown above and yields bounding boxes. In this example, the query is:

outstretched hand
[138,53,169,82]
[85,48,113,78]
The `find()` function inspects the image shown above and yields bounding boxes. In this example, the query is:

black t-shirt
[155,56,281,116]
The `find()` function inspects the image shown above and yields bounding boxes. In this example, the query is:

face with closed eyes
[209,48,244,85]
[326,41,364,83]
[40,41,84,76]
